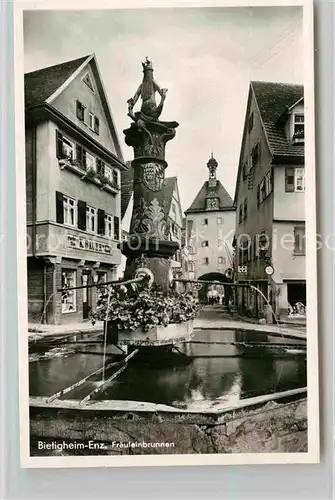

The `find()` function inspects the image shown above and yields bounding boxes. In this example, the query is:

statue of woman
[127,58,168,121]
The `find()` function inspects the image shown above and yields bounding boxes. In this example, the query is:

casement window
[202,218,208,226]
[97,209,106,236]
[112,169,119,187]
[248,112,254,132]
[56,131,75,160]
[104,165,112,182]
[86,205,96,233]
[76,100,86,122]
[293,114,304,142]
[218,256,225,265]
[62,195,76,227]
[294,168,305,192]
[201,240,209,247]
[105,213,113,238]
[61,270,76,313]
[114,216,120,240]
[202,257,209,265]
[285,167,305,192]
[189,261,195,272]
[294,225,306,255]
[85,152,96,172]
[89,113,100,135]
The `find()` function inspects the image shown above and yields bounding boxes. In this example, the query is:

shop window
[294,225,306,255]
[86,205,96,233]
[105,214,113,238]
[61,270,76,313]
[63,195,76,227]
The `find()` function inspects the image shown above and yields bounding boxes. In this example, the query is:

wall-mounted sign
[265,265,274,276]
[67,234,113,254]
[238,265,248,273]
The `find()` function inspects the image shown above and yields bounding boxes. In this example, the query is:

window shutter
[285,168,295,192]
[97,209,105,235]
[77,200,87,230]
[55,191,64,223]
[56,130,63,159]
[82,149,87,169]
[94,117,100,135]
[96,159,102,175]
[76,144,83,165]
[114,216,120,240]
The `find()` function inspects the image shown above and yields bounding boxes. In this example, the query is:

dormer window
[293,113,304,143]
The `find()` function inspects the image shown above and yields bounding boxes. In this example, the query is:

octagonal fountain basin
[29,328,307,412]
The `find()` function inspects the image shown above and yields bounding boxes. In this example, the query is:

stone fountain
[122,57,179,292]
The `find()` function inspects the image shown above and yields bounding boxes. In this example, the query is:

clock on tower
[207,198,219,210]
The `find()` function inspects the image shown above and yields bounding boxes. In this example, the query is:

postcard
[15,0,319,467]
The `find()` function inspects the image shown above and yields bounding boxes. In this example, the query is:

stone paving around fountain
[28,306,306,341]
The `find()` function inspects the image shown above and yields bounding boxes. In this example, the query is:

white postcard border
[14,0,319,468]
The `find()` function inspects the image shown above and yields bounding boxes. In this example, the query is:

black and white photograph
[15,0,319,467]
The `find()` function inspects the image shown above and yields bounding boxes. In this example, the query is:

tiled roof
[120,168,178,220]
[25,55,90,109]
[185,180,235,214]
[251,81,304,158]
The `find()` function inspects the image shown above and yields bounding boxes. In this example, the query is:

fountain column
[121,59,179,292]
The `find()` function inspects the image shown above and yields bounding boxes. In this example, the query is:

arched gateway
[197,272,233,305]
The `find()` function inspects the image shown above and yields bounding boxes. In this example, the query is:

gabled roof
[185,180,235,214]
[25,54,125,162]
[251,81,304,157]
[25,56,90,109]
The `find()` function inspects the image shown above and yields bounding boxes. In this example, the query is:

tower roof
[185,180,235,214]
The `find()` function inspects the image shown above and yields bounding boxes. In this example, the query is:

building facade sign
[67,234,113,254]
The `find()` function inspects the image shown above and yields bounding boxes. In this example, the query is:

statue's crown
[142,57,153,71]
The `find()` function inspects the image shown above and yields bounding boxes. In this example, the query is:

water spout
[249,285,284,340]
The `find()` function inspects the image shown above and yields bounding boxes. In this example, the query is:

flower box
[115,319,194,346]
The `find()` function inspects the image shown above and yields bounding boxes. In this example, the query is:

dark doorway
[82,272,92,319]
[287,281,306,306]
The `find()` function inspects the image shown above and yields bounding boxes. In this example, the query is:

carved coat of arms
[142,162,165,192]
